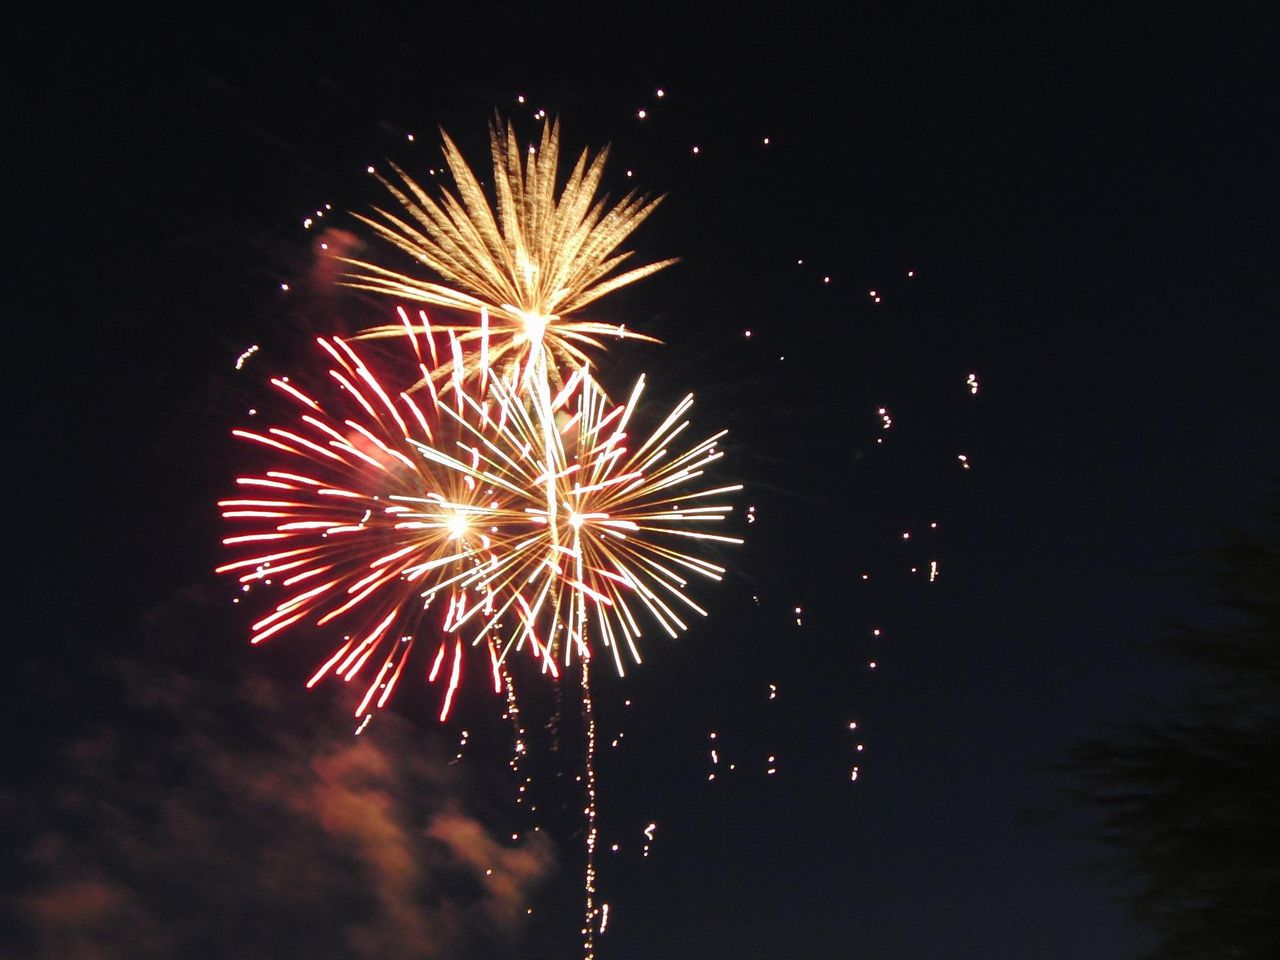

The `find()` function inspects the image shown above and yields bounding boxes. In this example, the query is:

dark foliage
[1069,494,1280,960]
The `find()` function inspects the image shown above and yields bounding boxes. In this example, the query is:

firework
[344,118,676,390]
[223,114,742,960]
[219,326,740,719]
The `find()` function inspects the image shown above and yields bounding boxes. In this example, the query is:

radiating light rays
[413,365,744,678]
[345,118,677,391]
[218,334,545,721]
[219,329,740,721]
[530,373,743,674]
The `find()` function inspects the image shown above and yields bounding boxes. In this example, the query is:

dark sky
[9,5,1279,959]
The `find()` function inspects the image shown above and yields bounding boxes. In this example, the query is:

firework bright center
[516,309,552,344]
[446,514,469,539]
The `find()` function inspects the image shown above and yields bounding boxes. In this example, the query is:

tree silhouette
[1068,493,1280,960]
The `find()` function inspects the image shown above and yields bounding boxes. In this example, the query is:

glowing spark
[234,344,260,370]
[967,372,980,395]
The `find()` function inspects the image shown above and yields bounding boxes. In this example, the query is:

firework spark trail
[581,655,599,960]
[346,119,677,393]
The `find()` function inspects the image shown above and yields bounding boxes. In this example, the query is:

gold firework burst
[344,118,677,388]
[418,364,743,677]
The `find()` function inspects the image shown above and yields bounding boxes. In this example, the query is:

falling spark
[234,344,260,370]
[581,657,599,960]
[967,372,979,395]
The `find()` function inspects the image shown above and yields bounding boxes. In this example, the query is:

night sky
[9,6,1280,959]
